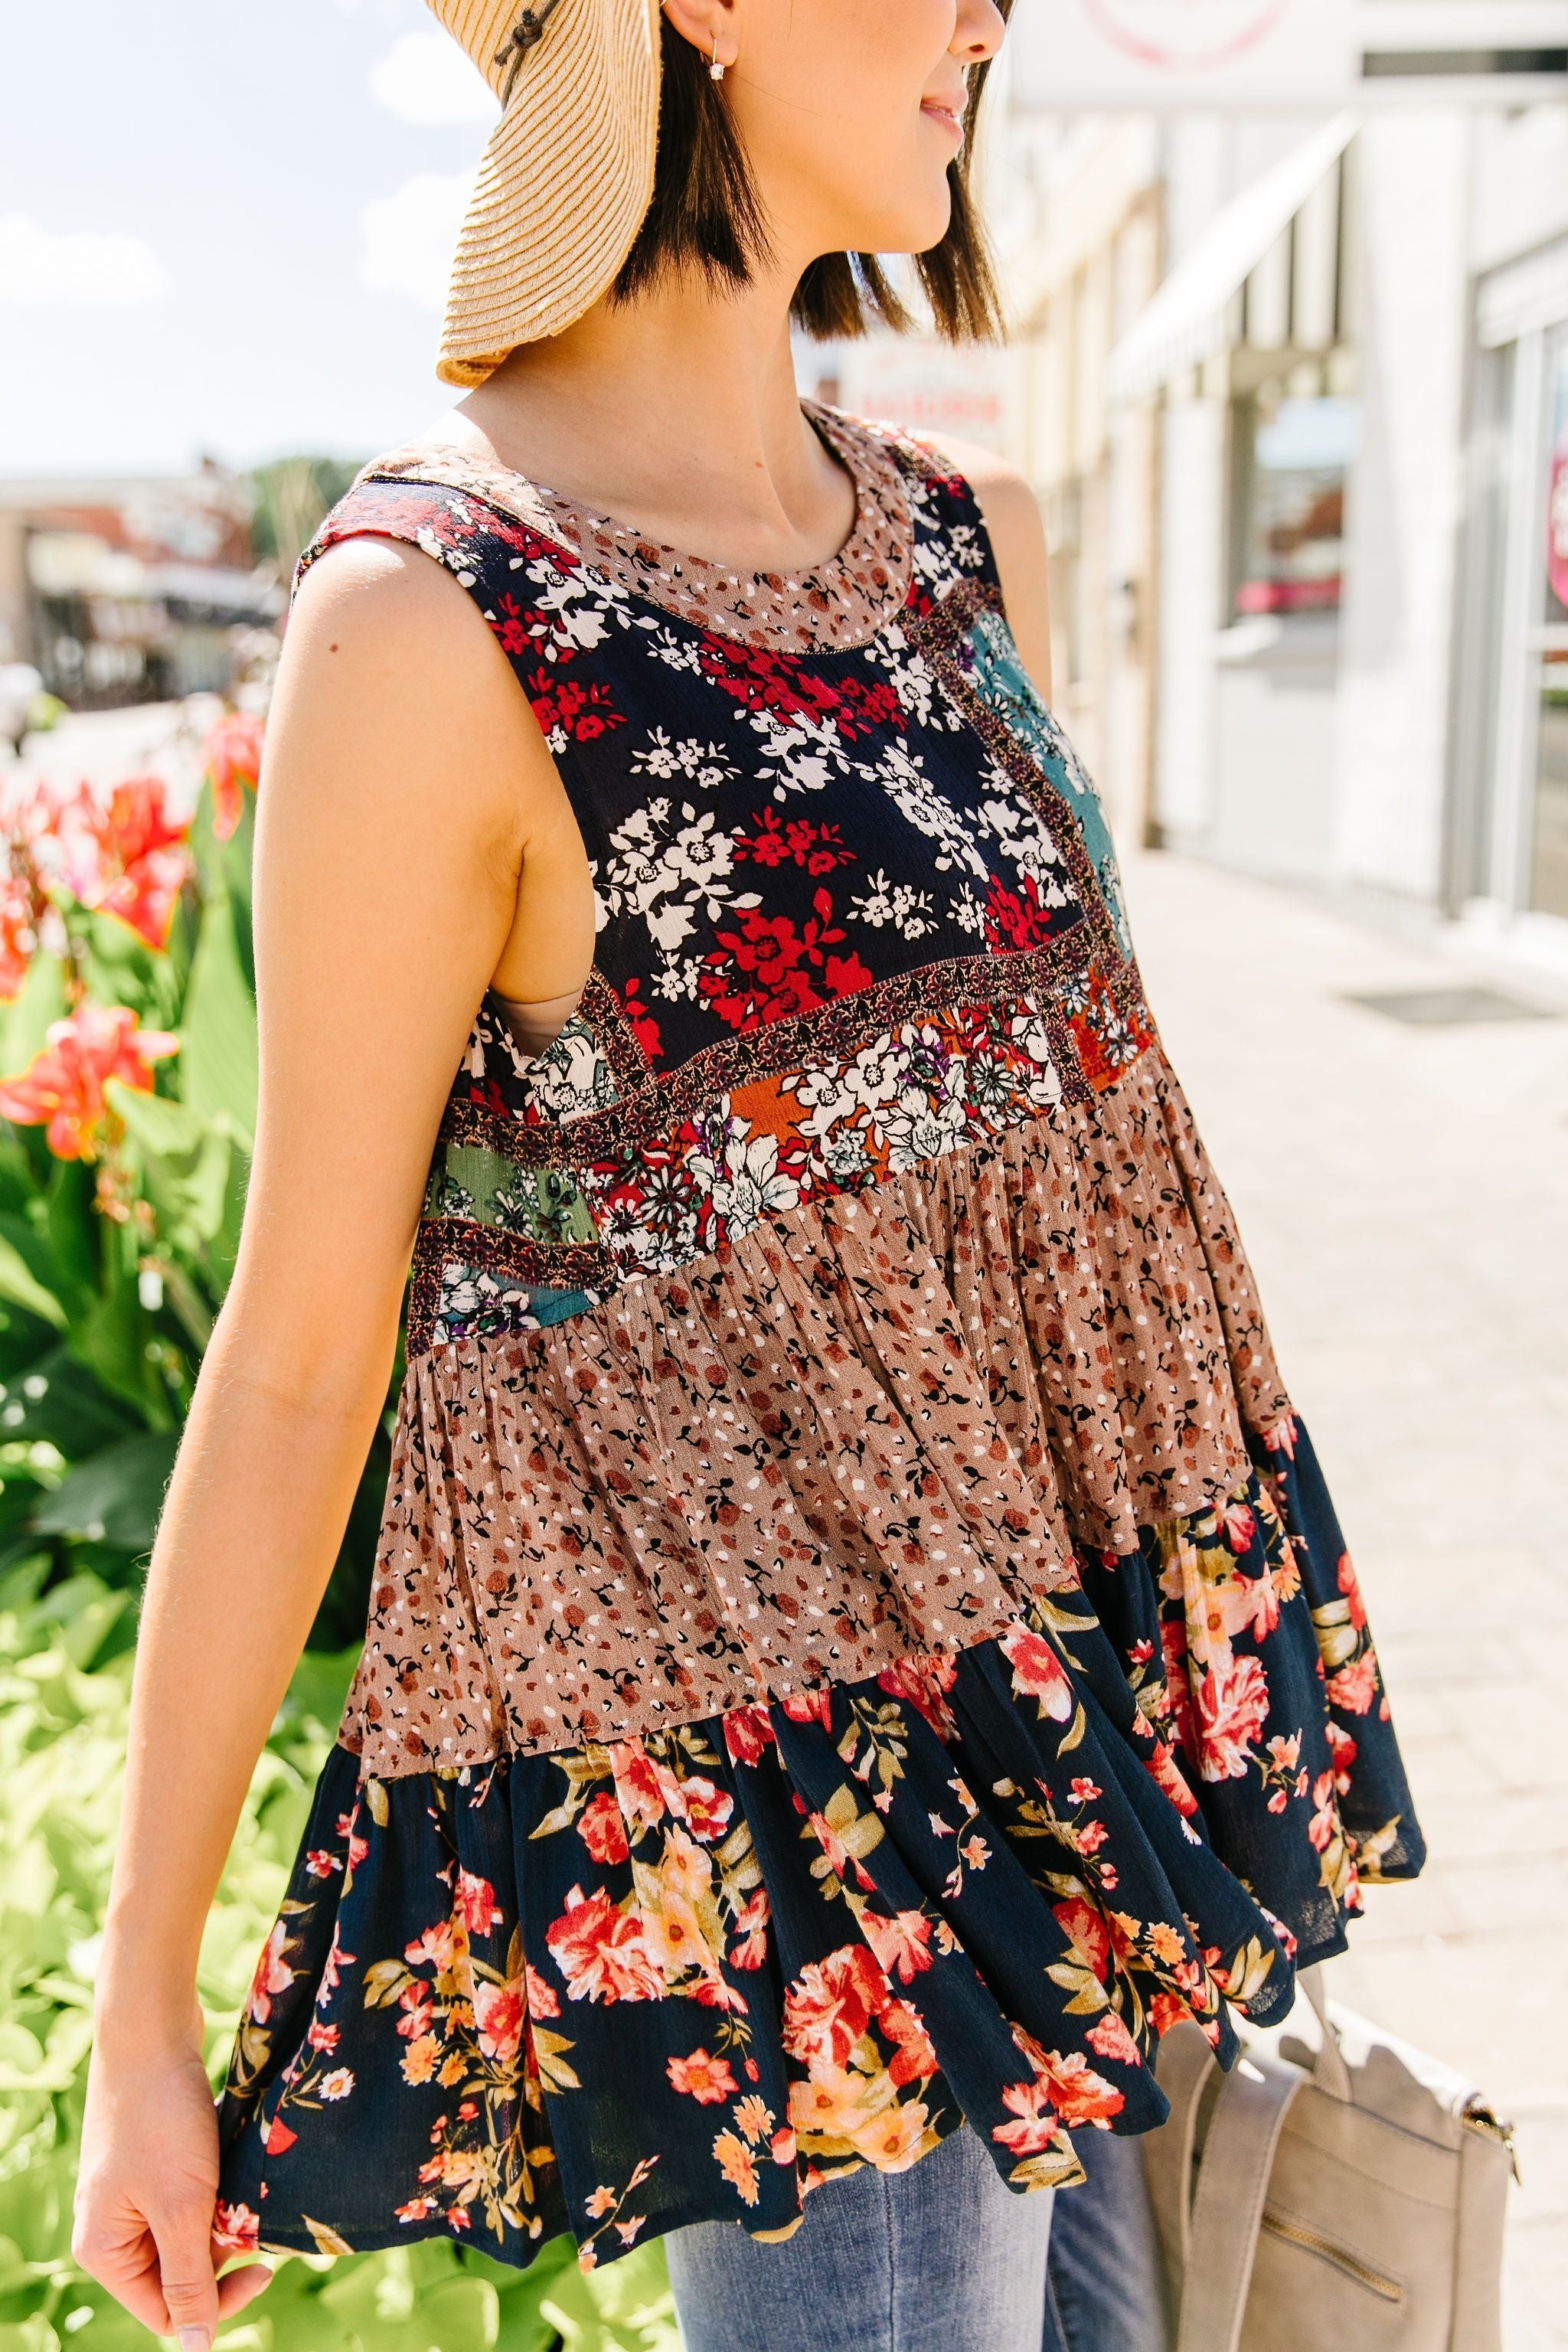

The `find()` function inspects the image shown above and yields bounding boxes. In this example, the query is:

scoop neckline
[363,398,916,655]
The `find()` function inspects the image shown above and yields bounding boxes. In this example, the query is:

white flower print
[794,1035,908,1133]
[494,553,629,661]
[973,776,1070,899]
[818,1124,873,1182]
[884,1091,972,1172]
[631,730,740,790]
[421,527,469,583]
[866,631,960,734]
[750,709,852,800]
[587,1160,703,1271]
[847,870,939,941]
[688,1122,802,1236]
[904,479,986,593]
[533,573,615,654]
[434,1264,534,1339]
[519,1024,619,1122]
[1008,1008,1064,1102]
[856,738,990,880]
[651,952,707,1004]
[600,799,760,952]
[590,1182,696,1272]
[648,626,707,675]
[947,885,989,936]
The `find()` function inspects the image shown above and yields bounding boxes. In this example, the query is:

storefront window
[1230,394,1359,619]
[1529,327,1568,917]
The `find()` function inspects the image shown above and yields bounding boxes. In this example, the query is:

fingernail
[177,2330,211,2351]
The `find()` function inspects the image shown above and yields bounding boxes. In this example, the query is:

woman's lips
[921,98,965,143]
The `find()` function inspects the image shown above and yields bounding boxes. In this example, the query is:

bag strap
[1300,1962,1353,2101]
[1175,2047,1304,2352]
[1145,2021,1219,2283]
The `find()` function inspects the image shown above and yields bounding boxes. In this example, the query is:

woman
[72,2,1426,2348]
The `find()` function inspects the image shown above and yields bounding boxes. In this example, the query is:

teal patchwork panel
[962,605,1134,959]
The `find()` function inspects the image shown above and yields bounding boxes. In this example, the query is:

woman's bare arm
[74,536,557,2347]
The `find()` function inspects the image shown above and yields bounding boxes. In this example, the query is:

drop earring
[708,30,725,78]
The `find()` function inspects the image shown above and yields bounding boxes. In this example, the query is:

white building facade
[987,6,1568,963]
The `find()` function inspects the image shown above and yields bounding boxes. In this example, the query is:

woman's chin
[830,188,955,265]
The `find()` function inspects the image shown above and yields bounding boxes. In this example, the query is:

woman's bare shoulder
[914,431,1054,702]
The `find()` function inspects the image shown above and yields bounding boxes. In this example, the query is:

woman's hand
[74,2011,272,2347]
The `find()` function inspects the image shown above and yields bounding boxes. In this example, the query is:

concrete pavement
[1124,848,1568,2352]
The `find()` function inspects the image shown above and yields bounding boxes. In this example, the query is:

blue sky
[1,0,502,476]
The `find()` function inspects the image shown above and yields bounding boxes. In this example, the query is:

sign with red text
[820,341,1011,455]
[1014,0,1356,106]
[1011,0,1568,107]
[1020,0,1354,105]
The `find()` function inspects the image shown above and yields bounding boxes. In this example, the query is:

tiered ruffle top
[214,403,1424,2272]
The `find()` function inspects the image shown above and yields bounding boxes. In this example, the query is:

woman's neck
[434,265,859,580]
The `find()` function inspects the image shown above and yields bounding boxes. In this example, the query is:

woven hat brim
[436,0,662,386]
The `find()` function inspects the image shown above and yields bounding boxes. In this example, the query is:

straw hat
[426,0,664,386]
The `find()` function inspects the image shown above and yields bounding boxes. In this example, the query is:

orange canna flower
[0,1002,178,1161]
[203,710,266,841]
[0,869,36,1001]
[0,770,77,1000]
[56,773,191,949]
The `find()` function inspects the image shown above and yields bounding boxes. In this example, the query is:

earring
[708,29,725,78]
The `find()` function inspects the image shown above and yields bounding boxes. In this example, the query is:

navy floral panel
[212,403,1425,2275]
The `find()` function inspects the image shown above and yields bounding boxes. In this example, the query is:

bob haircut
[612,2,1014,341]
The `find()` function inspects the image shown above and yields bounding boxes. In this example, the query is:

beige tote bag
[1142,1966,1517,2352]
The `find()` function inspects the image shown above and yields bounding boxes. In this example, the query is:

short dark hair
[611,7,1011,341]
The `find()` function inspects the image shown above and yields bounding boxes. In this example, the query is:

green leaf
[21,1575,130,1671]
[271,1646,360,1743]
[0,955,67,1088]
[66,1279,164,1425]
[0,1232,64,1332]
[30,1430,179,1550]
[40,1165,97,1326]
[0,2314,60,2351]
[0,1344,137,1452]
[107,1077,237,1276]
[77,906,168,1026]
[180,895,258,1147]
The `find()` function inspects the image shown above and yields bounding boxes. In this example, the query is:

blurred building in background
[0,458,283,710]
[825,2,1568,968]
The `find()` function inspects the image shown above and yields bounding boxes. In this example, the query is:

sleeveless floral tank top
[215,403,1423,2275]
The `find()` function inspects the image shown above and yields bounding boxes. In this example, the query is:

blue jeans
[665,2122,1169,2352]
[1044,2123,1171,2352]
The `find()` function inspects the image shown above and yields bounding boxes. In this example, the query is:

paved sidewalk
[1123,849,1568,2352]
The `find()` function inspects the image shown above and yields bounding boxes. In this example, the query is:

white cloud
[361,172,476,309]
[371,31,497,123]
[0,214,168,306]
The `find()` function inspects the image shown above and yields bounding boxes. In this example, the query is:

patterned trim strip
[440,929,1102,1171]
[577,967,653,1091]
[407,962,1155,1362]
[905,581,1153,1042]
[407,1220,619,1358]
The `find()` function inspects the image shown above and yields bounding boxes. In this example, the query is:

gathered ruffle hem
[214,1410,1423,2270]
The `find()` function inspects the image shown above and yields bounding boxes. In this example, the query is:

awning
[1106,113,1355,407]
[142,562,286,619]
